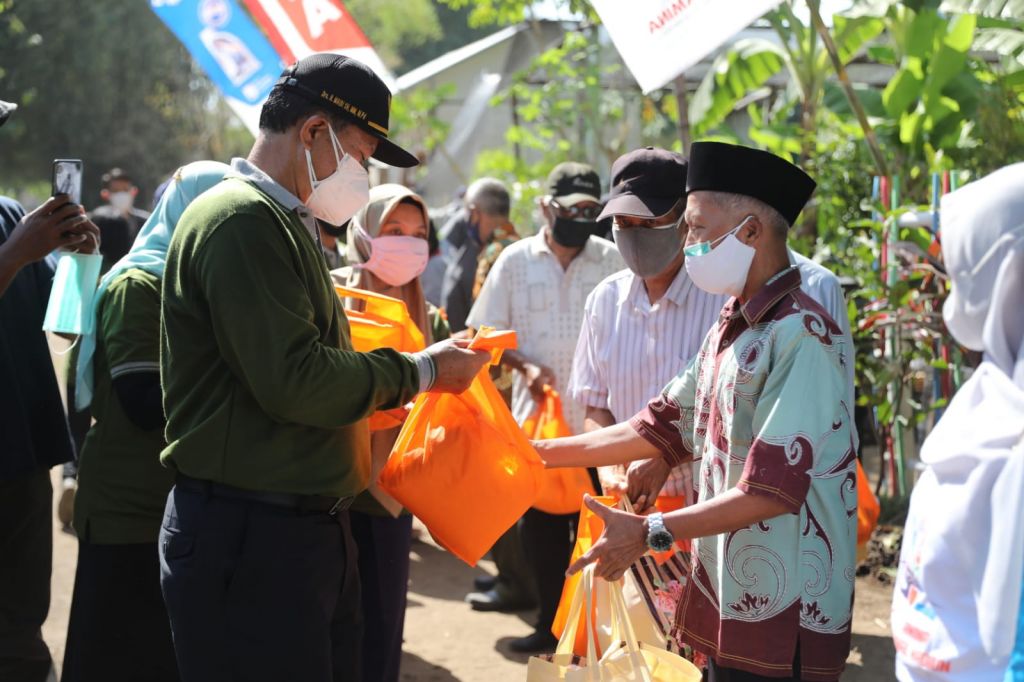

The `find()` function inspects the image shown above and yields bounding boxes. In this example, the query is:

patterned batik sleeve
[737,324,846,513]
[629,351,700,468]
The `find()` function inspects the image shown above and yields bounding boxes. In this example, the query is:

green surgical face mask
[42,251,103,335]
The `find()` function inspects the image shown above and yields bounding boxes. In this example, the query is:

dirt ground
[43,486,897,681]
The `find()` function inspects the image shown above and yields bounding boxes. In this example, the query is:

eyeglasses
[550,199,603,221]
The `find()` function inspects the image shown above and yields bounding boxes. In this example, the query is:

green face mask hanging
[42,251,103,336]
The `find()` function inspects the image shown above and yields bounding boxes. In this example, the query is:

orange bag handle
[468,326,518,365]
[335,285,407,315]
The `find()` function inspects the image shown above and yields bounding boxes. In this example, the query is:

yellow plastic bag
[378,328,544,565]
[525,386,596,515]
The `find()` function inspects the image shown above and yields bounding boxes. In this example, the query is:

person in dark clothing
[89,168,150,271]
[439,178,513,333]
[0,98,101,682]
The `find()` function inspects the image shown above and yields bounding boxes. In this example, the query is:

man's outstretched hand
[566,494,647,581]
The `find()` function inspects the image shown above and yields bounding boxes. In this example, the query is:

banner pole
[672,74,692,156]
[805,0,888,177]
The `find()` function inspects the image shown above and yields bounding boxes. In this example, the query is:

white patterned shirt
[466,230,624,433]
[568,266,725,497]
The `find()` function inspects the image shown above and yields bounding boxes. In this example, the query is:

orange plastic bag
[378,328,545,565]
[336,285,426,353]
[336,286,425,431]
[857,459,880,545]
[525,386,596,515]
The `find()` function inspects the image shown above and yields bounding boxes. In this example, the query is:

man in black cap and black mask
[538,142,857,681]
[158,54,490,681]
[466,161,623,652]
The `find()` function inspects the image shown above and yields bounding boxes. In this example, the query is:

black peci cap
[274,53,418,168]
[0,99,16,128]
[686,142,816,226]
[546,162,601,206]
[597,147,687,222]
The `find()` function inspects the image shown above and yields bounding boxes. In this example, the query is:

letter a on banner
[150,0,285,134]
[588,0,783,93]
[241,0,395,90]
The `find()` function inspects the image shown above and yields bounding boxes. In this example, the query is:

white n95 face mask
[305,125,370,226]
[683,216,756,298]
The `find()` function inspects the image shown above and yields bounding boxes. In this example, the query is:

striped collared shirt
[568,266,726,496]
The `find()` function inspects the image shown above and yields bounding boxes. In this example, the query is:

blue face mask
[43,252,103,335]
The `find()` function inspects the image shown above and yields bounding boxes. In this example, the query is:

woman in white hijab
[892,163,1024,682]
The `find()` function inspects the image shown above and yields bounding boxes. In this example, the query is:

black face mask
[317,219,347,239]
[550,217,596,248]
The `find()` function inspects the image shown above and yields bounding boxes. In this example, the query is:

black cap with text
[274,53,418,168]
[546,162,601,206]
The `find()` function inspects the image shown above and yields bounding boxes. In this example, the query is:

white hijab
[896,164,1024,678]
[941,162,1024,385]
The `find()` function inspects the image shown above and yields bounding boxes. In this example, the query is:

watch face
[649,531,674,553]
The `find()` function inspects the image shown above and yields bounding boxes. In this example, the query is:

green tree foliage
[395,2,494,72]
[346,0,443,71]
[0,0,252,206]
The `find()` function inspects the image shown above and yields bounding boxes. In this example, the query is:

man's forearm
[663,488,792,539]
[535,420,661,468]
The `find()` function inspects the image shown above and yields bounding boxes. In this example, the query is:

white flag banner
[588,0,783,93]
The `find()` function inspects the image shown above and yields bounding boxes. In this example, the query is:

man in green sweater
[158,54,489,682]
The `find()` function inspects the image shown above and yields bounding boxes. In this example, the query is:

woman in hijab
[330,183,449,682]
[892,163,1024,682]
[64,161,230,682]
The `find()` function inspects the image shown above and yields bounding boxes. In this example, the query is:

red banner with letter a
[242,0,394,89]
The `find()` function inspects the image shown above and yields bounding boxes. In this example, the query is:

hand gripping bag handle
[468,326,518,367]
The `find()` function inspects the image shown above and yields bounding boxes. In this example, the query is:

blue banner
[151,0,284,131]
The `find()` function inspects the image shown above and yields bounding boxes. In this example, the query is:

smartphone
[52,159,83,205]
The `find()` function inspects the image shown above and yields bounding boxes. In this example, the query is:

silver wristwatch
[645,512,674,552]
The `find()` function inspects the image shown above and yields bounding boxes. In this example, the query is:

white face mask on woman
[683,215,756,298]
[304,124,369,226]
